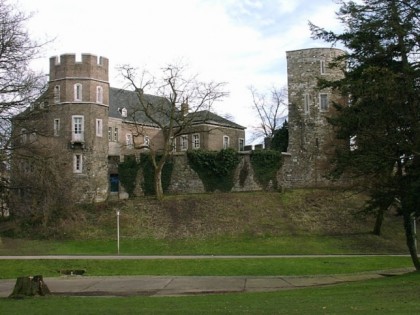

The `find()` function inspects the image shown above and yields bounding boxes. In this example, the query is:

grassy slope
[0,189,408,255]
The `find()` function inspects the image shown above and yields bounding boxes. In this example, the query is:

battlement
[49,53,109,82]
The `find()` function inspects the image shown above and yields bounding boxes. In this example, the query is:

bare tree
[119,63,228,200]
[0,0,48,216]
[248,86,288,147]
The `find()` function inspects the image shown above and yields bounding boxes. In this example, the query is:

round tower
[47,53,110,202]
[281,47,346,187]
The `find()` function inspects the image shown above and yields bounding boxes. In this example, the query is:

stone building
[279,47,346,187]
[11,53,246,205]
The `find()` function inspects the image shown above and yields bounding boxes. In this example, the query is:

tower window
[304,94,310,114]
[96,86,103,104]
[54,85,60,103]
[96,119,103,137]
[54,119,60,136]
[74,83,82,101]
[72,115,84,142]
[73,154,83,173]
[319,93,329,111]
[126,134,133,149]
[320,60,326,74]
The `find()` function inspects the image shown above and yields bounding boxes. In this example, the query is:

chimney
[181,97,189,116]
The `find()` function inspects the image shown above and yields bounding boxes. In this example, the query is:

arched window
[96,86,103,104]
[54,85,60,103]
[74,83,82,101]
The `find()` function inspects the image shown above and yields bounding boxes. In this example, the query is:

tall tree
[119,63,228,200]
[0,0,47,216]
[310,0,420,269]
[248,86,287,147]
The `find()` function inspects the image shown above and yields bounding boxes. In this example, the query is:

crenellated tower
[47,53,110,202]
[280,48,346,188]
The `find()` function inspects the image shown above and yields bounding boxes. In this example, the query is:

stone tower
[280,48,346,188]
[47,53,110,202]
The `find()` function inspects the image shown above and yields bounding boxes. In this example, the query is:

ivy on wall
[250,150,283,189]
[139,153,174,196]
[118,155,140,196]
[187,148,240,192]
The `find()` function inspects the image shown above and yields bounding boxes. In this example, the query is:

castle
[10,47,345,208]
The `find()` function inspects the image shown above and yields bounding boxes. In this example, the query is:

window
[54,119,60,136]
[73,154,83,173]
[114,127,119,142]
[108,127,112,141]
[192,134,200,149]
[121,107,127,118]
[20,128,27,144]
[144,136,150,147]
[180,135,188,151]
[304,94,310,114]
[54,85,60,103]
[320,60,326,74]
[74,83,82,101]
[126,134,133,149]
[239,138,245,151]
[72,115,84,142]
[223,136,230,149]
[170,137,176,152]
[96,86,103,104]
[319,93,329,111]
[96,119,103,137]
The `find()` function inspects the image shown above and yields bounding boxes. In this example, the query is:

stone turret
[280,47,346,188]
[47,53,110,202]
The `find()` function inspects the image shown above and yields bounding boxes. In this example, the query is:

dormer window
[74,83,82,101]
[121,107,127,118]
[96,86,103,104]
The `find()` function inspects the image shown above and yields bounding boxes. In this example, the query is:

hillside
[19,188,403,253]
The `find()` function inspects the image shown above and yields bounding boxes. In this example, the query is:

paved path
[0,269,413,297]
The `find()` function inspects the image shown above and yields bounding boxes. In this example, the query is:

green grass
[0,256,413,279]
[1,272,419,314]
[0,234,408,256]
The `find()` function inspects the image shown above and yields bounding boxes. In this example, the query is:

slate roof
[109,87,245,130]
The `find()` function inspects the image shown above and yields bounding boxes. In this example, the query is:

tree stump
[9,275,50,298]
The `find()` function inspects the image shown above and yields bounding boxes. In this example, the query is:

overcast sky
[16,0,343,142]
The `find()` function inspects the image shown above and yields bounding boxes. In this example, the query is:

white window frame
[304,94,310,114]
[319,93,329,111]
[73,154,83,173]
[192,133,200,149]
[54,119,60,136]
[320,60,326,75]
[239,138,245,151]
[74,83,82,101]
[108,127,112,141]
[144,136,150,147]
[54,85,60,104]
[114,127,119,142]
[96,119,103,137]
[121,107,127,118]
[180,135,188,151]
[96,86,103,104]
[223,135,230,149]
[126,133,133,149]
[72,115,84,142]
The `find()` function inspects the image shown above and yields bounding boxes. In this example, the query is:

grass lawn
[0,256,413,279]
[1,272,419,314]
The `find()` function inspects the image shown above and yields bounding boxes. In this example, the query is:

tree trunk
[154,166,164,201]
[403,212,420,270]
[373,206,386,236]
[9,275,50,298]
